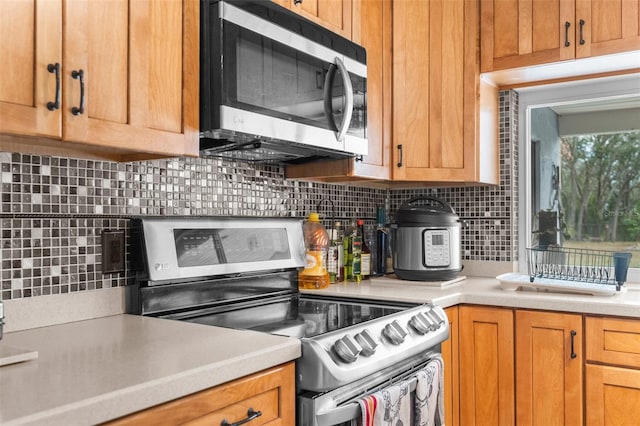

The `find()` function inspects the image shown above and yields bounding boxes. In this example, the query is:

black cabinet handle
[71,69,85,116]
[397,144,403,168]
[570,330,577,359]
[355,154,363,162]
[294,0,303,4]
[47,63,61,111]
[579,19,585,45]
[564,21,571,47]
[221,408,262,426]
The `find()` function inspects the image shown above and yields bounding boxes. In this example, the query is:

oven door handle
[315,375,420,426]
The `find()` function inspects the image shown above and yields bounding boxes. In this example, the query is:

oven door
[298,350,443,426]
[201,0,368,155]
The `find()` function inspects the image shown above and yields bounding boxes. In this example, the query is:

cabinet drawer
[184,387,279,426]
[105,362,294,425]
[586,316,640,368]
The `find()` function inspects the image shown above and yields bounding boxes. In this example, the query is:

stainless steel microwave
[200,0,368,163]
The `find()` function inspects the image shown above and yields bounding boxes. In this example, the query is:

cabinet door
[576,0,640,58]
[62,0,199,158]
[459,306,515,426]
[515,310,583,426]
[442,307,460,426]
[586,364,640,425]
[0,0,61,138]
[480,0,575,72]
[281,0,352,39]
[393,0,487,182]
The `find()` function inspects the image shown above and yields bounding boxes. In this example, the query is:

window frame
[517,74,640,284]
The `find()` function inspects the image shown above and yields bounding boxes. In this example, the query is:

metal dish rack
[527,246,618,287]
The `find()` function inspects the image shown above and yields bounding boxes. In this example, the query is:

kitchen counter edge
[301,276,640,318]
[0,315,301,426]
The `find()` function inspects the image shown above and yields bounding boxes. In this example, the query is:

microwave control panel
[422,229,451,267]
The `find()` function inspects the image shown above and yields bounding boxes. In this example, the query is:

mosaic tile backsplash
[1,91,518,300]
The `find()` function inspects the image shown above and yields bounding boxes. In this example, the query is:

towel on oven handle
[415,355,444,426]
[357,380,411,426]
[354,356,444,426]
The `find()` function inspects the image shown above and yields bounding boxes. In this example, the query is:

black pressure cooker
[391,196,463,281]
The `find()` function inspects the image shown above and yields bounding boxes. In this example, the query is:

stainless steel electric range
[127,217,448,425]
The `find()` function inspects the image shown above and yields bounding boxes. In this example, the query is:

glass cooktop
[184,295,414,339]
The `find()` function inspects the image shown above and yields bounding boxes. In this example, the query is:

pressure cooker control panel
[422,229,451,267]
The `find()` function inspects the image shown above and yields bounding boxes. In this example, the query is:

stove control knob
[383,320,407,345]
[425,309,445,329]
[355,329,378,356]
[409,313,431,335]
[333,335,362,363]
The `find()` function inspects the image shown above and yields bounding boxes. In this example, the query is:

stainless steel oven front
[127,217,448,426]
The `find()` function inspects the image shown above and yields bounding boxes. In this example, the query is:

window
[519,75,640,284]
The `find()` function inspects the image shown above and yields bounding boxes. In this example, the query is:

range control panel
[296,304,449,392]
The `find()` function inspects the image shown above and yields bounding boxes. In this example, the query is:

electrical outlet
[102,230,125,274]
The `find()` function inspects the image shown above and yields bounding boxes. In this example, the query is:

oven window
[174,228,291,267]
[223,23,366,138]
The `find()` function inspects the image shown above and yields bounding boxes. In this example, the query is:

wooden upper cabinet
[393,0,498,184]
[285,0,392,182]
[62,0,199,159]
[0,0,198,161]
[515,310,583,426]
[576,0,640,58]
[481,0,575,72]
[0,0,62,139]
[275,0,352,39]
[481,0,640,72]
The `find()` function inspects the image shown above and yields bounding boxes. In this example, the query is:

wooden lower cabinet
[104,362,295,426]
[585,315,640,425]
[515,310,583,425]
[459,305,515,426]
[454,308,640,426]
[585,364,640,425]
[442,306,459,426]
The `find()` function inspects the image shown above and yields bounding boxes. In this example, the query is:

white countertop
[301,275,640,318]
[1,274,638,425]
[0,315,301,426]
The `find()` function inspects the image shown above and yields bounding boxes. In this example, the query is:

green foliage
[561,132,640,242]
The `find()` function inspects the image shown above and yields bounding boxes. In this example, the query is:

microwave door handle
[323,63,339,132]
[335,57,354,142]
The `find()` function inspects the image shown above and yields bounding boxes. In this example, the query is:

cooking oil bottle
[343,219,362,283]
[298,213,330,290]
